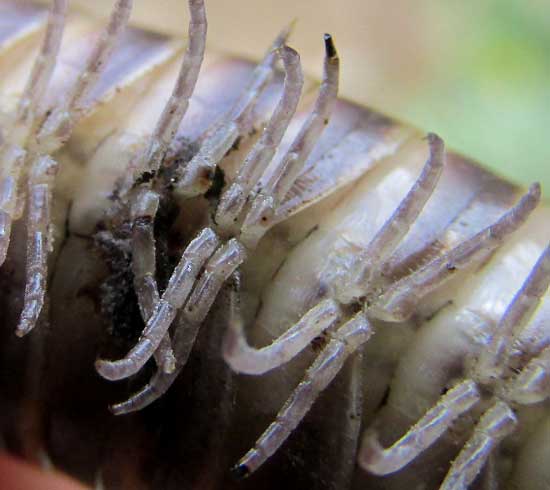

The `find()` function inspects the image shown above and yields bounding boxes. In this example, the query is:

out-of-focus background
[58,0,550,189]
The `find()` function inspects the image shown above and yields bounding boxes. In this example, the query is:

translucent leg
[141,0,207,174]
[358,379,480,475]
[354,133,445,285]
[155,331,176,373]
[16,155,59,337]
[223,296,342,375]
[370,183,540,322]
[175,23,292,197]
[183,238,247,323]
[233,312,373,478]
[95,228,219,381]
[130,188,160,322]
[110,308,194,415]
[14,0,67,143]
[36,0,133,152]
[335,133,445,304]
[110,242,246,413]
[64,0,132,112]
[0,146,26,266]
[215,46,303,232]
[115,0,207,360]
[130,187,175,373]
[110,361,177,415]
[240,34,340,248]
[225,22,294,126]
[508,345,550,405]
[439,402,517,490]
[475,245,550,385]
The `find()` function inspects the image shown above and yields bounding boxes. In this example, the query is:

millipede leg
[130,187,175,373]
[223,297,342,375]
[175,24,292,197]
[215,46,304,232]
[37,0,133,150]
[439,402,517,490]
[16,155,58,337]
[370,183,541,322]
[475,244,550,385]
[240,34,340,248]
[95,228,219,381]
[358,380,480,475]
[234,312,373,477]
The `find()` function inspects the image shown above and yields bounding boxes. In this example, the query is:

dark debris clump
[94,226,143,343]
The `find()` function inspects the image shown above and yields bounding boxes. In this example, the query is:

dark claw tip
[230,464,250,480]
[324,33,337,59]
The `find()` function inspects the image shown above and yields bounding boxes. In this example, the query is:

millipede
[0,1,548,489]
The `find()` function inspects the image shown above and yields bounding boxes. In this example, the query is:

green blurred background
[392,1,550,191]
[63,0,550,190]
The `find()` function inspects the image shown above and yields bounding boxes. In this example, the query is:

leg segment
[240,34,340,248]
[130,188,160,322]
[15,0,67,142]
[141,0,207,174]
[36,0,133,152]
[233,311,373,477]
[16,155,59,337]
[183,238,247,323]
[109,313,190,416]
[0,146,26,265]
[110,242,246,413]
[95,227,219,381]
[215,46,304,233]
[223,297,342,375]
[475,244,550,385]
[370,183,540,322]
[337,133,445,304]
[358,379,480,475]
[174,23,292,197]
[110,360,177,415]
[439,402,517,490]
[115,0,207,365]
[130,187,175,373]
[508,345,550,405]
[155,329,176,373]
[67,0,133,111]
